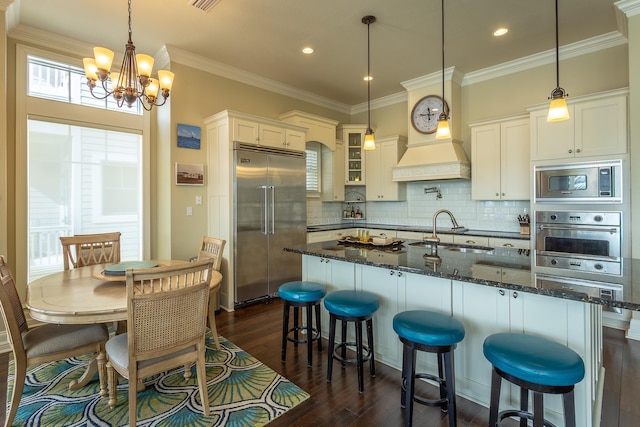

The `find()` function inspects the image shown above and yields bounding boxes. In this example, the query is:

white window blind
[306,143,321,194]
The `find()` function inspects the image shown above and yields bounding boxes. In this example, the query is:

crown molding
[351,91,407,115]
[165,45,351,114]
[401,67,464,92]
[0,0,15,13]
[615,0,640,36]
[462,31,627,86]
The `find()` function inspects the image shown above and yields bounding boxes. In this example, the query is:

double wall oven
[533,159,626,313]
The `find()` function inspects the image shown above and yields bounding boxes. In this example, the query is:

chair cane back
[0,256,108,427]
[60,232,121,270]
[197,236,226,349]
[105,259,214,426]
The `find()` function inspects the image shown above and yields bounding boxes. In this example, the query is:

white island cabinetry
[301,252,602,427]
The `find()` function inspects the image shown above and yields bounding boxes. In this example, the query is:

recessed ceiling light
[493,28,509,37]
[363,75,373,81]
[302,47,314,54]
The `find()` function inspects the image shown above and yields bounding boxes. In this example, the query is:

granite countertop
[284,240,640,311]
[306,223,530,241]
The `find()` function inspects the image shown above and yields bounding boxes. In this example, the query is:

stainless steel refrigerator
[233,142,307,306]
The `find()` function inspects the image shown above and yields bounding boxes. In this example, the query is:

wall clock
[410,95,449,134]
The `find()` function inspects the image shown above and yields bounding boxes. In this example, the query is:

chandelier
[82,0,174,111]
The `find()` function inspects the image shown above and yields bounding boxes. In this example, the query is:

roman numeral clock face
[411,95,448,134]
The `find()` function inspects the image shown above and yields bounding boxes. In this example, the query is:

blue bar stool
[393,310,465,427]
[483,332,585,427]
[278,281,326,367]
[324,290,380,393]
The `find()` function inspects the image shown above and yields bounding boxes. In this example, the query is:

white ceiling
[10,0,624,106]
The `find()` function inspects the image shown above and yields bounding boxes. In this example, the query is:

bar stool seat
[483,332,585,427]
[278,281,326,367]
[393,310,465,427]
[324,290,379,393]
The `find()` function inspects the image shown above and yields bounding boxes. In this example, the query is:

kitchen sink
[408,241,494,254]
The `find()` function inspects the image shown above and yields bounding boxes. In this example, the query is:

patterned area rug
[8,335,309,426]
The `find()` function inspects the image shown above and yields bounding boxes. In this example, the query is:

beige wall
[165,62,351,260]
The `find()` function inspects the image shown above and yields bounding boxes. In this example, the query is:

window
[306,142,321,195]
[27,120,143,279]
[27,55,141,115]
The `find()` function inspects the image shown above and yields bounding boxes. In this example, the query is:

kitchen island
[284,240,640,427]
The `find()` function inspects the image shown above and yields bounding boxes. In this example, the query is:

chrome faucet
[424,209,468,246]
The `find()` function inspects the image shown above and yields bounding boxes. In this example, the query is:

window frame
[305,142,322,197]
[15,44,151,287]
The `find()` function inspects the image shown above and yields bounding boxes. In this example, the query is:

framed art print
[177,123,201,149]
[175,163,204,186]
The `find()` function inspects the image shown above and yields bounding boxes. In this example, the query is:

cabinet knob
[466,240,476,244]
[398,272,403,277]
[568,149,573,154]
[501,193,505,196]
[496,192,499,196]
[576,148,581,153]
[503,243,514,247]
[498,289,505,296]
[512,292,518,299]
[389,270,395,276]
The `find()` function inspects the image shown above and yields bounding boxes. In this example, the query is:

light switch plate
[195,195,202,205]
[186,207,193,216]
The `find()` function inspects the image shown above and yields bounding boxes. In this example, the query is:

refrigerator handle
[270,185,275,234]
[261,185,269,235]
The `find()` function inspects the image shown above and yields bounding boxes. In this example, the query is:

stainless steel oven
[534,159,622,203]
[536,274,623,313]
[535,210,622,275]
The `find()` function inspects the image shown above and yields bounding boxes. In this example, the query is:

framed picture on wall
[175,163,205,186]
[177,123,201,149]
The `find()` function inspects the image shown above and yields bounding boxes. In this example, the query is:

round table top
[27,261,222,325]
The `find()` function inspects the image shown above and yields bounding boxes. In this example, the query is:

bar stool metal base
[281,300,322,367]
[400,337,458,427]
[326,313,376,393]
[490,366,576,427]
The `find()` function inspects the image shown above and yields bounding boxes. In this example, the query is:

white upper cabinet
[340,124,368,185]
[365,135,407,201]
[232,116,306,151]
[471,116,530,200]
[279,110,338,150]
[530,91,627,161]
[320,140,345,201]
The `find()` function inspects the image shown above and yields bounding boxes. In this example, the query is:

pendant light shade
[362,15,376,150]
[435,0,451,140]
[547,0,569,122]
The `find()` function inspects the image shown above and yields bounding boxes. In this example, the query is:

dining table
[26,260,223,393]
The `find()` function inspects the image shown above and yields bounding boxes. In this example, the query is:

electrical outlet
[195,195,202,205]
[186,207,193,216]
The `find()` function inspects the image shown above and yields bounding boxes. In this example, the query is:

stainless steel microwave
[534,160,622,203]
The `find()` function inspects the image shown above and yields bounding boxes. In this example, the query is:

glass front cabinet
[339,124,368,185]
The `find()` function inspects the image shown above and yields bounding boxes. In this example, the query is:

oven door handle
[537,224,619,234]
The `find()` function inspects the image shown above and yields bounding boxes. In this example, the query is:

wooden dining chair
[197,236,226,350]
[105,259,214,426]
[60,232,121,270]
[0,255,109,427]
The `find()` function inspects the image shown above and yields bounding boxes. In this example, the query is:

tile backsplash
[307,181,530,233]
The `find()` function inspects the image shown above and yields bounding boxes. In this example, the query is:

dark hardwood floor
[1,300,639,426]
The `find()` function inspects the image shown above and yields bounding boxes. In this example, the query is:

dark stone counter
[306,223,530,241]
[284,240,640,311]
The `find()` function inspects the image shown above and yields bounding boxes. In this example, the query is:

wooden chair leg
[306,302,314,366]
[107,361,118,408]
[208,294,221,350]
[6,361,26,427]
[97,348,108,397]
[196,342,211,416]
[563,389,577,427]
[128,370,138,427]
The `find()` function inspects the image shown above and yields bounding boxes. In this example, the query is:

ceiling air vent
[188,0,222,12]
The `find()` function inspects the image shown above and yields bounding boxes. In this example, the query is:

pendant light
[435,0,451,139]
[362,15,376,150]
[547,0,570,122]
